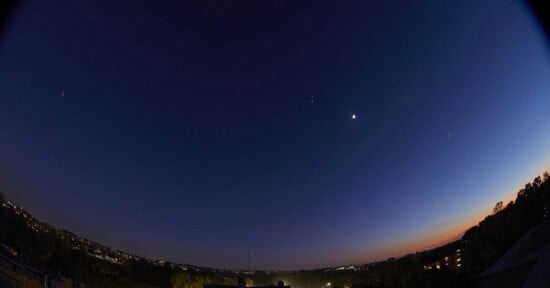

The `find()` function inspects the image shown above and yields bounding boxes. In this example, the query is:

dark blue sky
[1,0,550,270]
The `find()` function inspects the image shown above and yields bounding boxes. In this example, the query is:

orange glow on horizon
[371,211,484,261]
[358,167,550,264]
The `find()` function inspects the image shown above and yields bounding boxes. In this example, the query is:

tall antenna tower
[247,248,251,272]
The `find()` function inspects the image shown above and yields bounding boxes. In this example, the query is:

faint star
[448,132,452,139]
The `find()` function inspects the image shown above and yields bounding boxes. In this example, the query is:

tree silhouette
[1,170,549,288]
[493,201,503,214]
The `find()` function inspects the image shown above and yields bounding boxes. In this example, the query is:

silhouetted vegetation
[1,172,549,287]
[459,172,550,286]
[357,172,550,288]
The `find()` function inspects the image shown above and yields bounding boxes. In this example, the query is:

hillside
[0,171,549,288]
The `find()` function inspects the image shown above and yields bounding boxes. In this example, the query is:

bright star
[352,114,357,120]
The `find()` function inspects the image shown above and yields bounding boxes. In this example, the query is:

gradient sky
[1,0,550,270]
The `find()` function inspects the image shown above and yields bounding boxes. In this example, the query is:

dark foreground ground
[1,172,550,288]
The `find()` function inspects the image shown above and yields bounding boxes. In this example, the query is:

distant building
[205,279,290,288]
[344,283,373,288]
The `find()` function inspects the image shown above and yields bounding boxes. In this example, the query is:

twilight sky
[1,0,550,270]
